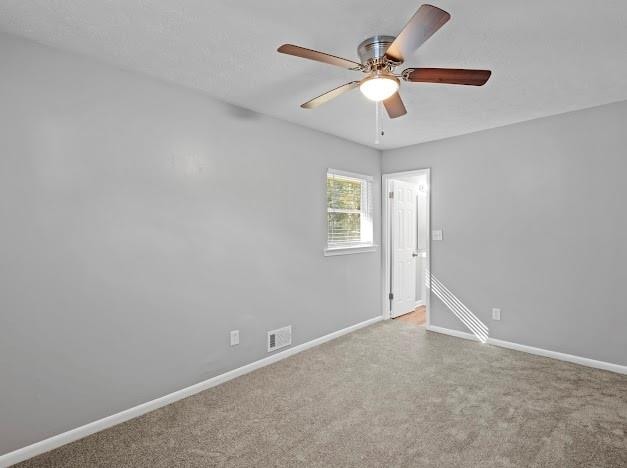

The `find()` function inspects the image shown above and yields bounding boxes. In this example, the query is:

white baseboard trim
[426,325,477,342]
[425,325,627,375]
[0,316,383,467]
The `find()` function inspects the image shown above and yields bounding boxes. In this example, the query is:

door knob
[412,252,418,257]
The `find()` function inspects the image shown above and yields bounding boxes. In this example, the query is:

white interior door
[390,180,417,318]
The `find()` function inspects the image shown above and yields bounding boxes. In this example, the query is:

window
[325,169,375,255]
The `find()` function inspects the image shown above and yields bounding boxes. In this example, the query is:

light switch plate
[230,330,240,346]
[432,230,443,241]
[492,308,501,321]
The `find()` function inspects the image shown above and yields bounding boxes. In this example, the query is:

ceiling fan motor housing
[357,35,400,71]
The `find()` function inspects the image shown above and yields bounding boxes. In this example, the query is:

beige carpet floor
[15,321,627,467]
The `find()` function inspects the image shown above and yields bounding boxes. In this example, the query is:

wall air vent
[267,326,292,352]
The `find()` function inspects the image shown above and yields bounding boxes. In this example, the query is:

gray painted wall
[0,34,381,455]
[383,101,627,366]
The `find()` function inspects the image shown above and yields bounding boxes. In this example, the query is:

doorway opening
[382,169,430,326]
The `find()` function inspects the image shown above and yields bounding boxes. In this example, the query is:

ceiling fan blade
[301,81,361,109]
[403,68,492,86]
[278,44,362,70]
[383,92,407,119]
[385,5,451,62]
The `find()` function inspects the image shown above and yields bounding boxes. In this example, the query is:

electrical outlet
[230,330,240,346]
[432,229,443,241]
[492,308,501,321]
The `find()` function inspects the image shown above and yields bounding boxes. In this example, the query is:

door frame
[381,169,431,324]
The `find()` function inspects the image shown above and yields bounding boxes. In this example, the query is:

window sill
[324,244,378,256]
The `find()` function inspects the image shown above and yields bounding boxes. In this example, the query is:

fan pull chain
[374,102,384,145]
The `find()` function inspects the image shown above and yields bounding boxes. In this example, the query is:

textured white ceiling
[1,1,626,149]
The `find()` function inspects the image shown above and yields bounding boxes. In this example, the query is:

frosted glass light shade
[359,76,399,101]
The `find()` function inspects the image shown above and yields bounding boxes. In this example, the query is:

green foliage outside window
[327,176,362,244]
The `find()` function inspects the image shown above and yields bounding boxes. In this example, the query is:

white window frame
[324,168,376,256]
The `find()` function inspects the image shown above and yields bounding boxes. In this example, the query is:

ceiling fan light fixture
[278,4,491,118]
[359,75,399,102]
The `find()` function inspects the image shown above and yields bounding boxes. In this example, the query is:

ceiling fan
[277,4,491,119]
